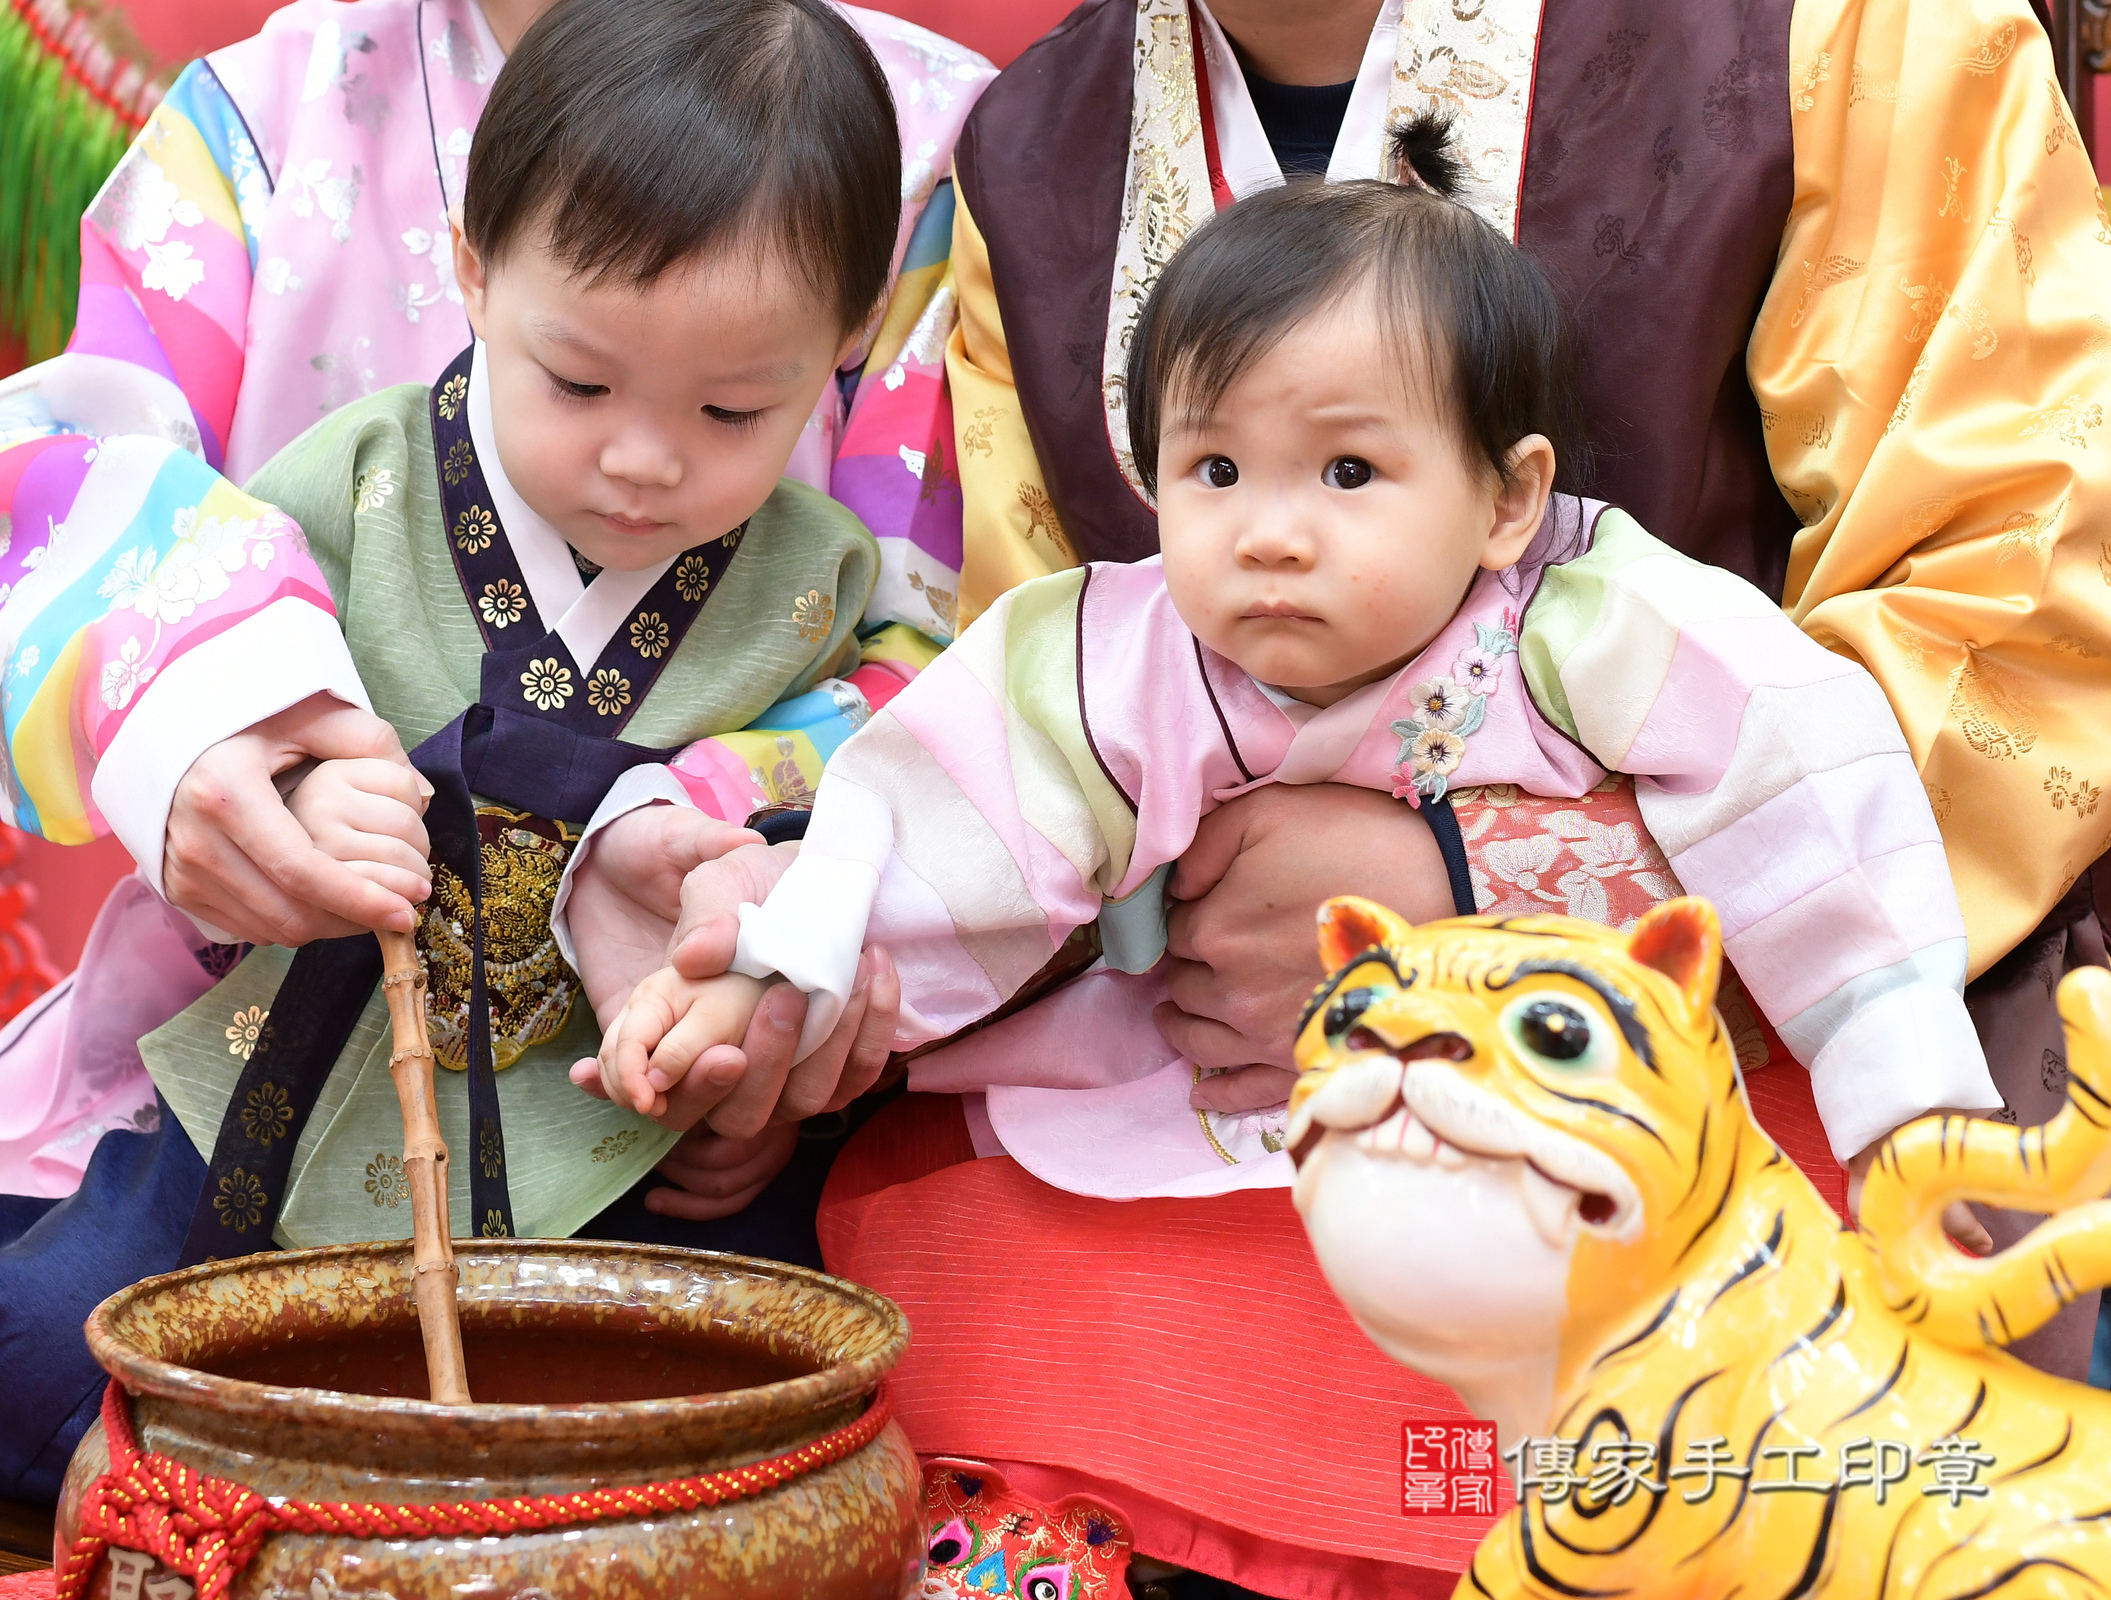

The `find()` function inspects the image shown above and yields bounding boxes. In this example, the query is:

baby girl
[584,121,2000,1204]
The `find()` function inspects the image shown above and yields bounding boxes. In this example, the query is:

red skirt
[821,1070,1845,1598]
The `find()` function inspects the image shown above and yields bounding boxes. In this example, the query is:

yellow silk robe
[948,0,2111,980]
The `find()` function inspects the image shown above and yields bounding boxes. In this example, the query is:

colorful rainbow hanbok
[0,0,990,1200]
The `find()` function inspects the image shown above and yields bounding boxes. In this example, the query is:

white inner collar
[1254,678,1316,721]
[466,341,675,670]
[1190,0,1405,200]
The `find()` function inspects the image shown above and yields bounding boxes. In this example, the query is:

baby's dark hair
[1126,113,1589,497]
[463,0,901,334]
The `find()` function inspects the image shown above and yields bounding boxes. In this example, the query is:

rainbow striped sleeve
[1520,508,2001,1160]
[0,61,326,852]
[0,434,352,859]
[731,568,1165,1058]
[831,179,964,645]
[62,61,261,470]
[662,628,937,821]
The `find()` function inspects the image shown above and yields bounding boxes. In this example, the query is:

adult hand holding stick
[376,927,472,1404]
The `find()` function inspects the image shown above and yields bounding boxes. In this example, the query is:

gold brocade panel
[1758,0,2111,975]
[416,806,582,1071]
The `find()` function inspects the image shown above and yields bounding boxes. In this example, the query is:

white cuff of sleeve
[1806,982,2002,1165]
[549,763,699,971]
[90,597,371,899]
[730,852,880,1061]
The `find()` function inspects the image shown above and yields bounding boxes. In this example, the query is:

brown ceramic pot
[56,1240,921,1599]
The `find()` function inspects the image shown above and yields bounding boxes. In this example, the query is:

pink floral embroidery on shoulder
[1389,612,1516,802]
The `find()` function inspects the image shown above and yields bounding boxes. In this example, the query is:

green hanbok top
[143,359,877,1249]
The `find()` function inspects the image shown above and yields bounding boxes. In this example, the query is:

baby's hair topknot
[1124,115,1591,500]
[1389,109,1468,200]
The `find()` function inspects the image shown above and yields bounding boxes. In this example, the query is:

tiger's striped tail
[1861,965,2111,1351]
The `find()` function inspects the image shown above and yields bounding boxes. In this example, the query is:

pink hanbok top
[734,500,2002,1197]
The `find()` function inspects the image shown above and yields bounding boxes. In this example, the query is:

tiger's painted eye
[1022,1571,1070,1600]
[1325,985,1387,1040]
[1202,456,1239,488]
[1500,993,1616,1074]
[1520,999,1590,1059]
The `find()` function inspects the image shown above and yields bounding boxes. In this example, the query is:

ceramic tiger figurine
[1287,895,2111,1600]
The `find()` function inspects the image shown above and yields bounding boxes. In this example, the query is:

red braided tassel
[6,0,162,130]
[58,1380,895,1600]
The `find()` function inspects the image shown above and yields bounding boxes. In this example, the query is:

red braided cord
[58,1378,895,1600]
[8,0,158,130]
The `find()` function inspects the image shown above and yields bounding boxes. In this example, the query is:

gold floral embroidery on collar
[480,579,526,628]
[675,553,713,601]
[454,505,496,553]
[630,611,670,658]
[587,667,632,716]
[521,656,572,710]
[436,371,469,420]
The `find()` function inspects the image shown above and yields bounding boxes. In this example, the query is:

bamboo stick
[376,928,472,1405]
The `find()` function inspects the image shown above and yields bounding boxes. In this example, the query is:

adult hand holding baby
[569,808,900,1143]
[1163,784,1458,1115]
[663,894,901,1138]
[164,691,432,944]
[567,804,767,1031]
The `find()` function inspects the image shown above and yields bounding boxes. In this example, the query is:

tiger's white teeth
[1355,1108,1412,1156]
[1519,1163,1580,1249]
[1402,1116,1436,1164]
[1292,1056,1407,1149]
[1298,1057,1642,1242]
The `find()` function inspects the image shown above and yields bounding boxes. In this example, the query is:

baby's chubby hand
[570,967,766,1130]
[285,756,434,910]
